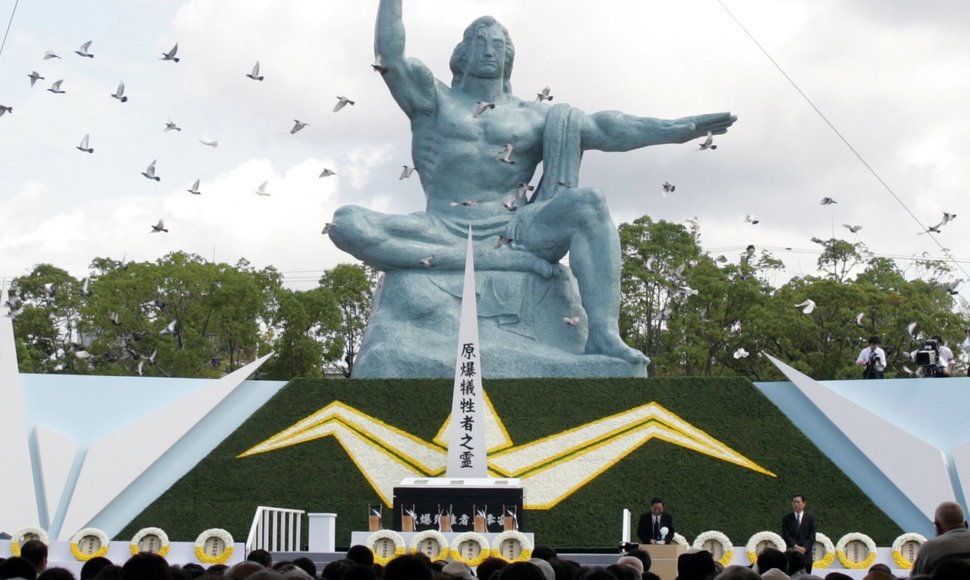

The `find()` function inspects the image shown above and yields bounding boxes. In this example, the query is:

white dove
[199,133,218,147]
[419,255,434,267]
[187,179,201,195]
[164,120,182,132]
[111,81,128,102]
[795,299,816,314]
[142,160,161,181]
[322,223,336,234]
[820,197,838,205]
[161,43,179,62]
[371,54,388,75]
[535,86,553,103]
[291,120,309,134]
[246,61,264,81]
[697,131,717,150]
[744,214,760,225]
[333,96,355,112]
[733,348,749,359]
[76,134,94,153]
[497,143,515,164]
[47,79,65,94]
[150,219,168,233]
[28,71,44,87]
[255,181,270,196]
[160,320,177,335]
[563,316,581,326]
[662,181,676,195]
[319,168,336,178]
[496,235,513,249]
[74,40,94,58]
[473,101,495,118]
[516,182,534,198]
[43,50,61,60]
[855,312,864,327]
[842,224,862,233]
[400,165,416,180]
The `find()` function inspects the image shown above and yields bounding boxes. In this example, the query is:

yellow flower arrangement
[811,532,836,569]
[692,531,733,567]
[891,532,926,570]
[408,530,450,561]
[835,532,877,569]
[449,532,491,567]
[194,528,235,565]
[490,530,533,562]
[366,530,406,565]
[130,527,171,557]
[745,531,786,564]
[69,528,110,561]
[10,526,48,557]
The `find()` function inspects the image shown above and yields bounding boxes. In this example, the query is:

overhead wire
[713,0,969,282]
[0,0,19,59]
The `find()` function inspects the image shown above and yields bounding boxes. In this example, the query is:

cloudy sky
[1,0,968,295]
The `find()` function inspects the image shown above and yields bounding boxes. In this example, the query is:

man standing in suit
[637,497,675,544]
[782,494,816,573]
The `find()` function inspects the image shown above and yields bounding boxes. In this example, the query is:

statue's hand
[531,257,562,280]
[688,112,737,138]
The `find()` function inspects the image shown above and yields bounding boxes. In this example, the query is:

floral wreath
[10,526,48,557]
[692,531,733,567]
[366,529,406,565]
[835,532,877,569]
[490,530,534,562]
[449,532,491,567]
[810,532,836,569]
[745,531,786,564]
[194,528,235,565]
[130,527,171,557]
[891,532,927,570]
[408,530,450,561]
[70,527,110,561]
[671,533,689,547]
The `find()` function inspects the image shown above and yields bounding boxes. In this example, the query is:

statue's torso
[411,87,549,218]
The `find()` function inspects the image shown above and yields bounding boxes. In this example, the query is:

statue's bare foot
[586,327,649,365]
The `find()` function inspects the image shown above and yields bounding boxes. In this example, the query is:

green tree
[318,263,378,377]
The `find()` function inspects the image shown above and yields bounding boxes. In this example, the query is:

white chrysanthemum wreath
[408,530,450,561]
[692,531,733,567]
[891,532,927,570]
[69,527,110,561]
[811,532,836,569]
[835,532,877,569]
[194,528,235,565]
[745,531,786,564]
[449,532,491,567]
[490,530,533,562]
[10,526,48,557]
[366,529,406,565]
[130,527,171,557]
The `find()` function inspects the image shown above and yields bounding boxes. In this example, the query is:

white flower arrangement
[672,532,689,546]
[811,532,836,569]
[835,532,877,569]
[10,526,48,557]
[69,527,110,561]
[692,531,733,567]
[194,528,235,565]
[449,532,491,567]
[745,531,786,564]
[408,530,450,561]
[490,530,533,562]
[891,532,927,569]
[366,529,406,565]
[130,527,171,557]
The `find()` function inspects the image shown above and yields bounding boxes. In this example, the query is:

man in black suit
[781,494,816,573]
[637,497,675,544]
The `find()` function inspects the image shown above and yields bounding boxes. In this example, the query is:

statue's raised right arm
[376,0,436,119]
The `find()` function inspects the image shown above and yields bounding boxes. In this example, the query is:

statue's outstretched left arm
[580,110,737,152]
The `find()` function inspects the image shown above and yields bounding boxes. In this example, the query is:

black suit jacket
[782,511,816,562]
[636,511,675,544]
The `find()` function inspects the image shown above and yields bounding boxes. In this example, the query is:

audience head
[247,550,273,569]
[80,557,113,580]
[755,547,787,575]
[712,566,759,580]
[784,549,805,574]
[551,558,582,580]
[0,556,39,580]
[821,574,851,580]
[441,561,475,580]
[502,562,548,580]
[383,554,433,580]
[606,564,639,580]
[120,552,172,580]
[21,539,49,573]
[225,561,265,580]
[676,550,716,580]
[245,571,285,580]
[477,557,509,580]
[623,549,651,573]
[615,556,643,576]
[575,567,616,580]
[532,546,558,562]
[347,545,376,567]
[37,569,76,580]
[92,565,122,580]
[529,559,555,580]
[290,557,316,579]
[344,564,377,580]
[933,501,967,535]
[203,564,229,577]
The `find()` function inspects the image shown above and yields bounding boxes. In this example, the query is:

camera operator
[932,335,955,376]
[856,336,887,379]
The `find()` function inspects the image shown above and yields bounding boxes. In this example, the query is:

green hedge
[120,377,901,548]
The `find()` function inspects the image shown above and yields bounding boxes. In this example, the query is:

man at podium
[637,497,676,544]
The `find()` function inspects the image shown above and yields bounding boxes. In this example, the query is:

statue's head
[450,16,514,92]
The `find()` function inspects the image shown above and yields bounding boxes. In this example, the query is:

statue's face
[466,25,507,79]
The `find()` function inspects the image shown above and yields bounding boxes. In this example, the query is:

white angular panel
[35,425,78,523]
[766,354,953,519]
[951,441,970,509]
[0,284,40,531]
[58,354,273,539]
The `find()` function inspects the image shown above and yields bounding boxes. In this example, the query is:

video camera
[915,339,948,377]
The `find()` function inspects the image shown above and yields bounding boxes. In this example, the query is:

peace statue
[328,0,736,378]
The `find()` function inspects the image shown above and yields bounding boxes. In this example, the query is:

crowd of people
[4,499,970,580]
